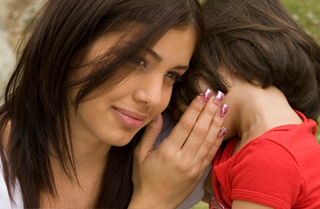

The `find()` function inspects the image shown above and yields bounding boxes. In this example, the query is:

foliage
[281,0,320,40]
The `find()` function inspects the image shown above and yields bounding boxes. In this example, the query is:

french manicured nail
[218,103,229,118]
[218,127,228,138]
[202,88,213,103]
[213,91,225,106]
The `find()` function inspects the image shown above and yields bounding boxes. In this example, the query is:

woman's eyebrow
[143,47,163,62]
[173,65,189,70]
[143,47,189,70]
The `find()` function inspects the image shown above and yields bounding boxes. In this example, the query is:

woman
[173,0,320,208]
[0,0,227,208]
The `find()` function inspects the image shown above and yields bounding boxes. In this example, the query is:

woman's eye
[133,57,147,67]
[165,71,182,82]
[138,60,146,66]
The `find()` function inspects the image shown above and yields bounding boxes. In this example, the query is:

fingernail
[218,127,228,138]
[213,91,224,106]
[202,88,212,103]
[218,103,229,118]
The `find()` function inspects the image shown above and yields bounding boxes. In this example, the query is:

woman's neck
[45,133,111,208]
[50,131,111,181]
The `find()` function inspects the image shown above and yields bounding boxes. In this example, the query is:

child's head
[174,0,320,121]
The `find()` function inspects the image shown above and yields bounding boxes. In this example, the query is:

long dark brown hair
[0,0,204,208]
[176,0,320,121]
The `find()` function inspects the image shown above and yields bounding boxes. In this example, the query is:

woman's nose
[133,75,163,106]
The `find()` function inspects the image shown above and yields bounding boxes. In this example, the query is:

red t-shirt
[210,112,320,209]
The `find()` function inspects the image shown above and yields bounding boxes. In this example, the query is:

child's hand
[129,90,228,209]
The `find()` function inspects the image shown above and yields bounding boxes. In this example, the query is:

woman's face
[70,28,196,147]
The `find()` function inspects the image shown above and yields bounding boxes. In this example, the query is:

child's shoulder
[216,122,320,208]
[234,118,320,169]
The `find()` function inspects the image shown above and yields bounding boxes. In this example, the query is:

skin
[70,28,196,151]
[177,68,302,208]
[130,90,226,208]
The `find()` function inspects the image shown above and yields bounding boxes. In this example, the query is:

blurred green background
[193,0,320,208]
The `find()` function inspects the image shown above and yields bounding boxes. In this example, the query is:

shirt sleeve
[229,139,304,209]
[155,110,177,149]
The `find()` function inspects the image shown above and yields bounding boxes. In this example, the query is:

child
[173,0,320,208]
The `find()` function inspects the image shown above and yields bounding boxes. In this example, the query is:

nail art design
[202,88,213,103]
[218,103,229,118]
[213,91,225,106]
[218,127,228,138]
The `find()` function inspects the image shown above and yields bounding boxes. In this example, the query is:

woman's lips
[113,107,146,129]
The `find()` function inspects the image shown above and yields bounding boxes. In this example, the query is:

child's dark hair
[175,0,320,121]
